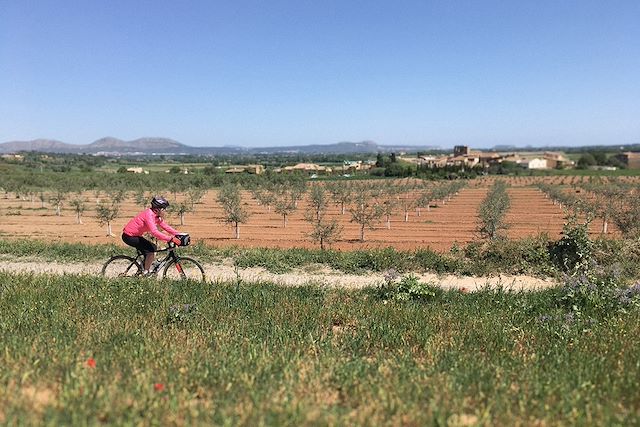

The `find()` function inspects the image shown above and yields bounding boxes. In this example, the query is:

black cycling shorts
[122,233,157,255]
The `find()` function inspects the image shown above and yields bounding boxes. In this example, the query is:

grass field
[1,270,639,425]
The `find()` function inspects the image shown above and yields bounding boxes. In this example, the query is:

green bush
[375,273,443,302]
[463,236,555,276]
[550,217,593,274]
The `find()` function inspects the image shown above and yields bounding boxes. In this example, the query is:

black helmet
[151,196,170,210]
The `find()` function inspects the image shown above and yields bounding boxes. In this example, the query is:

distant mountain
[0,137,437,155]
[251,141,382,154]
[0,137,198,155]
[0,139,80,153]
[87,137,188,153]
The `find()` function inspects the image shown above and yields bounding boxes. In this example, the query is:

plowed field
[0,179,618,252]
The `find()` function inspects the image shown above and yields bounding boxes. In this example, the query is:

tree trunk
[107,222,114,237]
[602,218,608,234]
[283,214,287,228]
[416,207,421,217]
[56,205,61,216]
[404,211,409,222]
[386,216,391,229]
[180,213,185,225]
[360,224,365,242]
[341,202,345,215]
[235,222,240,239]
[76,212,82,224]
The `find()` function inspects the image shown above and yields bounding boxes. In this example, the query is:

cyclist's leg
[122,234,157,271]
[139,238,157,272]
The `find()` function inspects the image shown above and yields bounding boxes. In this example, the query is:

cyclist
[122,196,183,274]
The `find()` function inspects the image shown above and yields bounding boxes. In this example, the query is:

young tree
[273,185,298,228]
[289,179,307,208]
[611,188,640,238]
[349,191,383,242]
[133,188,149,208]
[583,183,625,234]
[396,194,415,222]
[96,202,120,237]
[326,181,352,214]
[304,185,342,249]
[307,184,329,221]
[173,201,192,226]
[69,196,86,224]
[168,179,182,201]
[107,188,127,204]
[416,187,434,215]
[49,190,68,216]
[93,189,102,205]
[305,211,342,250]
[186,187,206,211]
[253,185,276,213]
[217,183,251,239]
[380,198,395,230]
[38,191,47,208]
[477,181,511,240]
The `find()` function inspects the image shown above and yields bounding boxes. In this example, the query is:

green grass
[3,235,640,281]
[0,271,638,425]
[0,237,554,276]
[0,238,483,276]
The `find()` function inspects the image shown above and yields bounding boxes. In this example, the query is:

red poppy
[86,358,96,368]
[459,287,469,294]
[154,383,165,392]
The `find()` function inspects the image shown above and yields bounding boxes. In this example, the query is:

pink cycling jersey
[123,208,179,242]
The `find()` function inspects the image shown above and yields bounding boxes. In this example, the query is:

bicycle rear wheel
[163,257,205,282]
[101,255,143,278]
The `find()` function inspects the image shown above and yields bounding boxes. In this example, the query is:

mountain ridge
[0,138,436,155]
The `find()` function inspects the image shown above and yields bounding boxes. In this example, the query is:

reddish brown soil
[0,178,622,252]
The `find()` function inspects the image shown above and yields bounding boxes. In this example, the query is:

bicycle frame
[136,245,180,275]
[102,242,205,281]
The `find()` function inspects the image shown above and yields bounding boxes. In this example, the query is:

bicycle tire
[163,257,206,282]
[101,255,143,278]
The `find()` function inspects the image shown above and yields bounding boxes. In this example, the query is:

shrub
[463,236,555,276]
[550,216,593,274]
[376,273,442,302]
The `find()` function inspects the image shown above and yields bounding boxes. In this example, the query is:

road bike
[101,240,205,282]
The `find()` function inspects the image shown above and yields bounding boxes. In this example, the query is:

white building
[523,158,548,169]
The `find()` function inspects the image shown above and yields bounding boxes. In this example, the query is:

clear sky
[1,0,639,148]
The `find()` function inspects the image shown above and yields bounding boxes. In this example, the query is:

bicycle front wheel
[163,257,206,282]
[101,255,143,278]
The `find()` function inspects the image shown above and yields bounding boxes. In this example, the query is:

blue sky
[1,0,639,148]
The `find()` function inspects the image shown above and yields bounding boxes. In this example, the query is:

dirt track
[0,255,558,291]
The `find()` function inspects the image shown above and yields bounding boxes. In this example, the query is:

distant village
[410,145,575,170]
[215,146,640,176]
[4,145,640,175]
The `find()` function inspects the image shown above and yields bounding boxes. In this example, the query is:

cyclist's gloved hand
[171,236,182,246]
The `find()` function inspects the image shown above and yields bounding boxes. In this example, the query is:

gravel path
[0,256,558,291]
